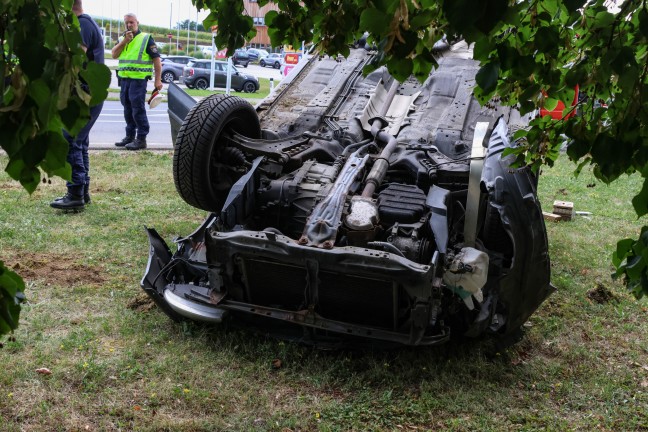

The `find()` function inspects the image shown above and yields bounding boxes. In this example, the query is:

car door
[212,62,227,88]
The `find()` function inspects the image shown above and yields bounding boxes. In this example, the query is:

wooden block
[553,200,574,221]
[543,212,563,222]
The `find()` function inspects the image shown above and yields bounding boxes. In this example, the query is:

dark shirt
[131,29,161,59]
[78,14,104,64]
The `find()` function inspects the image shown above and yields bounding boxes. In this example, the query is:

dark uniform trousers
[64,101,104,196]
[120,78,150,139]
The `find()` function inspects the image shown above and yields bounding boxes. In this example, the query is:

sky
[82,0,211,30]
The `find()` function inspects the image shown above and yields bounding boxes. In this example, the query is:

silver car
[161,56,196,83]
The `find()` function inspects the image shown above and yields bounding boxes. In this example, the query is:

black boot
[115,136,134,147]
[125,137,147,151]
[50,193,85,211]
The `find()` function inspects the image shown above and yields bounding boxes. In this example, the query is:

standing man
[112,13,162,151]
[51,0,105,211]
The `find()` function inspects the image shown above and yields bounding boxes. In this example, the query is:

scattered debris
[543,211,563,222]
[586,283,618,304]
[544,202,592,222]
[553,200,575,221]
[35,367,52,375]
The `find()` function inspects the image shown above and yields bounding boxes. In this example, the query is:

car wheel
[242,81,256,93]
[162,71,176,83]
[243,62,248,68]
[260,60,266,67]
[195,78,208,90]
[173,95,261,212]
[273,62,280,69]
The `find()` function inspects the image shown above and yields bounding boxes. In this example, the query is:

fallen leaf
[35,368,52,375]
[134,405,141,411]
[272,358,282,369]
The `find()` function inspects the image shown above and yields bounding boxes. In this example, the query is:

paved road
[90,100,173,150]
[96,57,282,150]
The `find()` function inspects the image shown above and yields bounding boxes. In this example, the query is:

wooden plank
[543,211,563,222]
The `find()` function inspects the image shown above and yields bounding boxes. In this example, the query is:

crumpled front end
[142,45,553,347]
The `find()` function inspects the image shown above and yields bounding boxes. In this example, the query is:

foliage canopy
[0,0,111,336]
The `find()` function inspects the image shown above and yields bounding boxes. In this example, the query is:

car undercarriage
[141,45,554,347]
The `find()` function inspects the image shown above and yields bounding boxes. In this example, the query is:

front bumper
[141,223,450,346]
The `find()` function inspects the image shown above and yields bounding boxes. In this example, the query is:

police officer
[112,13,162,151]
[51,0,105,210]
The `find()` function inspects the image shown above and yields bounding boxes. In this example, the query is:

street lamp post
[169,0,173,55]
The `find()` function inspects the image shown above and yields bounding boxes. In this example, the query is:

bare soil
[7,251,108,287]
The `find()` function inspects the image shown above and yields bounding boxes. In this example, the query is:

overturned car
[142,46,553,346]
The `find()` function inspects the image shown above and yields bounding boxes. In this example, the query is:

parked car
[160,56,196,83]
[246,48,269,61]
[144,45,552,348]
[180,60,259,92]
[259,53,282,68]
[231,49,250,67]
[163,55,196,65]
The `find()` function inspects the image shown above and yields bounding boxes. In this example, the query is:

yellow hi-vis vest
[117,32,153,79]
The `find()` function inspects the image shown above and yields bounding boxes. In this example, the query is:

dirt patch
[93,185,125,194]
[587,283,618,304]
[127,293,155,312]
[7,252,108,287]
[0,183,23,190]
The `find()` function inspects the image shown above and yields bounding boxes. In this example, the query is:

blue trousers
[64,102,104,196]
[120,78,149,139]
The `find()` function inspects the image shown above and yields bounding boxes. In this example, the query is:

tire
[195,78,208,90]
[243,62,248,68]
[173,95,261,212]
[273,62,280,69]
[162,71,176,83]
[242,81,256,93]
[260,60,266,67]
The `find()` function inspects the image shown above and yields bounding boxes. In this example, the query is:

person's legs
[66,137,86,195]
[79,102,103,202]
[124,79,150,150]
[51,133,85,210]
[118,79,136,142]
[129,79,149,139]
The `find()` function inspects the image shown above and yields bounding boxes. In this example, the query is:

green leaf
[29,79,50,107]
[359,8,391,36]
[386,57,413,82]
[592,11,615,29]
[614,238,635,267]
[564,0,587,13]
[475,62,500,94]
[57,72,73,110]
[639,9,648,39]
[40,132,72,180]
[632,177,648,217]
[543,97,559,112]
[80,62,111,106]
[534,26,560,55]
[0,260,26,336]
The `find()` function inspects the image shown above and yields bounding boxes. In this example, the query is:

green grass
[1,154,647,431]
